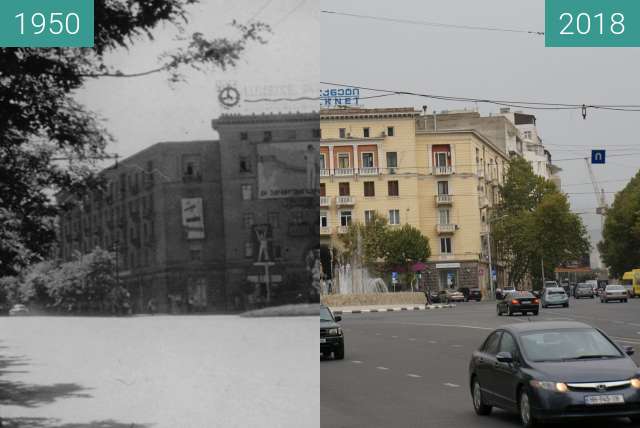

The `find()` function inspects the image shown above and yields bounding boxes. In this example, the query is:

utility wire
[321,10,545,36]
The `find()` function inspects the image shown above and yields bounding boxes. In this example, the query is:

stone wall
[321,292,427,307]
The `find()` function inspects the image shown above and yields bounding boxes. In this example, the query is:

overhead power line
[321,10,545,36]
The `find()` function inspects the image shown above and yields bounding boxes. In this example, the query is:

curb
[333,304,456,315]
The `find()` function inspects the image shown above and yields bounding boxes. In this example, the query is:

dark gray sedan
[469,321,640,427]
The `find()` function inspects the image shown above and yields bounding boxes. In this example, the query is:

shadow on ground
[0,418,153,428]
[486,408,635,427]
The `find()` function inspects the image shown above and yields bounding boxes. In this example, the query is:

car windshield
[519,328,623,362]
[320,307,334,322]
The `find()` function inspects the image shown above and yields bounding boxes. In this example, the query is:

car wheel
[624,299,628,303]
[472,378,492,416]
[507,306,512,316]
[629,415,640,425]
[532,310,539,316]
[497,306,502,316]
[563,303,568,308]
[519,389,538,428]
[334,345,344,360]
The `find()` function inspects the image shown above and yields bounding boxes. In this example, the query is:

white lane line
[392,335,399,338]
[375,333,381,336]
[610,336,640,345]
[629,323,640,327]
[389,322,493,331]
[428,340,437,344]
[351,360,363,364]
[444,382,460,388]
[409,338,417,341]
[407,373,422,378]
[613,320,625,324]
[451,345,463,348]
[376,366,389,371]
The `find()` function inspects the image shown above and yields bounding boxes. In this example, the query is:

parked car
[541,287,569,308]
[438,289,465,303]
[469,321,640,427]
[623,283,635,298]
[600,284,628,303]
[459,287,482,302]
[8,304,29,316]
[496,286,516,300]
[497,291,539,316]
[320,305,344,359]
[574,283,595,299]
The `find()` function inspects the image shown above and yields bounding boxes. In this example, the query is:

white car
[9,304,30,316]
[600,284,628,303]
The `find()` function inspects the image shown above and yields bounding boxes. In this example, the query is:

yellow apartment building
[320,107,509,294]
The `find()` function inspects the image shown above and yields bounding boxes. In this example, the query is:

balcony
[320,196,331,207]
[335,168,354,177]
[435,194,453,205]
[479,196,490,208]
[436,224,456,234]
[320,226,332,235]
[183,172,202,183]
[337,225,349,234]
[477,168,484,178]
[358,167,379,176]
[433,165,452,175]
[320,169,330,177]
[336,195,355,206]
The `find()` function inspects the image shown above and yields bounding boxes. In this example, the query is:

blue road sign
[391,272,398,282]
[591,150,606,164]
[492,269,497,280]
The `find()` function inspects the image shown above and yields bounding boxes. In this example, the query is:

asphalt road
[321,298,640,428]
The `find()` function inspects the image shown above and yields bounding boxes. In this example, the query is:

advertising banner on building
[181,198,205,239]
[257,142,319,199]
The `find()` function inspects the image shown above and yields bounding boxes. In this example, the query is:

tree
[382,225,431,289]
[0,2,269,276]
[338,212,388,266]
[598,170,640,277]
[493,157,590,289]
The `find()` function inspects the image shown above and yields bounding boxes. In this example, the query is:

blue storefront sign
[320,87,360,107]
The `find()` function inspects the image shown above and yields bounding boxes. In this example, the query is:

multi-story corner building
[320,107,509,294]
[58,141,227,313]
[57,112,320,313]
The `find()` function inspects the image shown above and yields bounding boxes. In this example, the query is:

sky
[320,0,640,266]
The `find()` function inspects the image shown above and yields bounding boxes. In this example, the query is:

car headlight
[530,380,568,393]
[328,328,342,336]
[631,378,640,389]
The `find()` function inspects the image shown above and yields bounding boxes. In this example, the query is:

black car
[496,287,516,300]
[460,287,482,302]
[497,291,539,316]
[320,305,344,360]
[469,321,640,427]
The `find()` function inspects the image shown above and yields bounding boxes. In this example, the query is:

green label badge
[0,0,93,47]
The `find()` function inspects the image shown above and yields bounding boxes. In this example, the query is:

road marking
[613,320,625,324]
[407,373,422,378]
[451,345,463,348]
[629,323,640,327]
[376,366,389,371]
[392,335,398,338]
[409,338,417,341]
[428,340,437,344]
[390,322,493,331]
[443,383,460,388]
[351,360,363,364]
[375,333,381,336]
[610,336,640,345]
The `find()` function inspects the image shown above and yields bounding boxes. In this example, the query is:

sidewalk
[331,303,455,314]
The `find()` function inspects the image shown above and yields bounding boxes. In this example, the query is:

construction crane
[584,157,608,227]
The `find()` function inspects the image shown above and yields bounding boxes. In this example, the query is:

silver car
[600,284,628,303]
[541,287,569,308]
[574,283,595,299]
[9,304,29,316]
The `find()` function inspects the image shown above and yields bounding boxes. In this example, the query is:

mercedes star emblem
[219,86,240,108]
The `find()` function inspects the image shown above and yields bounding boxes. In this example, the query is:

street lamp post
[486,214,508,300]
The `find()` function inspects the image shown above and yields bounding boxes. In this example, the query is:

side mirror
[623,345,635,356]
[496,351,514,363]
[334,315,342,322]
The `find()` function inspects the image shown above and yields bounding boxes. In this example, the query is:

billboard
[257,142,319,199]
[181,198,205,239]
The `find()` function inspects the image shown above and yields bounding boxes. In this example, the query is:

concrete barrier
[321,292,427,307]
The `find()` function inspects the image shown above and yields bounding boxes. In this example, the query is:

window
[320,153,326,169]
[338,182,350,196]
[363,127,370,138]
[286,130,297,140]
[340,210,352,227]
[312,129,321,139]
[439,208,450,225]
[437,181,449,195]
[337,153,350,168]
[523,130,532,140]
[272,243,282,259]
[440,237,452,254]
[291,209,304,224]
[387,126,395,136]
[389,209,400,225]
[268,212,279,228]
[240,132,248,141]
[482,331,502,355]
[361,152,374,168]
[388,180,399,196]
[243,213,254,228]
[364,210,376,225]
[241,184,252,200]
[363,181,375,197]
[182,155,201,177]
[190,250,202,261]
[245,242,253,258]
[386,152,398,168]
[435,151,448,167]
[263,131,272,142]
[499,332,519,358]
[239,156,252,173]
[320,211,328,227]
[339,128,346,138]
[319,183,326,197]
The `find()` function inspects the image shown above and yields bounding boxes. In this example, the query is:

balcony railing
[335,168,354,176]
[337,225,349,234]
[436,224,456,234]
[336,195,355,206]
[320,169,330,177]
[435,194,453,205]
[320,226,332,235]
[320,196,331,207]
[358,167,379,176]
[433,165,452,175]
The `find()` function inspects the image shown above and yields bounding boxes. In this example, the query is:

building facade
[320,107,509,294]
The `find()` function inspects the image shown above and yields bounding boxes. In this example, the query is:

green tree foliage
[598,170,640,277]
[338,212,389,266]
[0,2,269,276]
[493,157,590,288]
[382,224,431,287]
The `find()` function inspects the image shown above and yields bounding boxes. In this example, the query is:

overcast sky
[320,0,640,263]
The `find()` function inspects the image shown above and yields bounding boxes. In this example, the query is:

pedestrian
[147,298,156,315]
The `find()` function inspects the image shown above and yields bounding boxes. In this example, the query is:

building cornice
[320,107,419,121]
[417,129,509,159]
[212,112,318,127]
